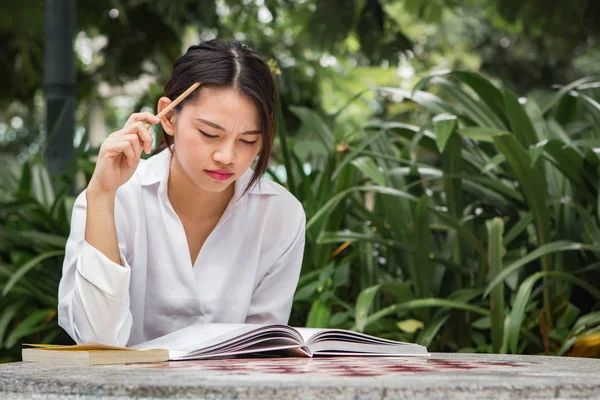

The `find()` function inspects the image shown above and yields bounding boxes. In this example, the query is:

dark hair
[153,39,277,193]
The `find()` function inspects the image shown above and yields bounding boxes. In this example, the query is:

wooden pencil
[144,82,201,128]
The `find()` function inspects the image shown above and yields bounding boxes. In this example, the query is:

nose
[212,141,236,165]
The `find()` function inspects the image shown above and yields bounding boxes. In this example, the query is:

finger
[125,112,160,128]
[124,122,154,154]
[123,134,143,161]
[108,141,135,167]
[119,133,142,154]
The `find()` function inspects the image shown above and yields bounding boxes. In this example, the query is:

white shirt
[57,148,306,347]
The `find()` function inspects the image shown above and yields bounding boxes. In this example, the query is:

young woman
[57,40,306,347]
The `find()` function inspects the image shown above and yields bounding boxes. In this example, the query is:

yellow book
[21,342,169,366]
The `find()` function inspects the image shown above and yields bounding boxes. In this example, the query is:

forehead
[181,87,260,125]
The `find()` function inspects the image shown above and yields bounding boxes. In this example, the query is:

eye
[200,130,218,139]
[241,139,258,145]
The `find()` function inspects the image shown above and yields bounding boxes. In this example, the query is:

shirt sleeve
[57,189,134,346]
[245,209,306,325]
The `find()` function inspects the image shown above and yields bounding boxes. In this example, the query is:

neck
[167,153,235,221]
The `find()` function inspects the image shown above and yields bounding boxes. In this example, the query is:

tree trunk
[44,0,76,175]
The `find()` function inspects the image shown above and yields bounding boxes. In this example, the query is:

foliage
[0,143,93,362]
[285,71,600,356]
[3,0,600,156]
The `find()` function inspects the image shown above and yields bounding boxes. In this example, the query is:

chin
[196,178,235,193]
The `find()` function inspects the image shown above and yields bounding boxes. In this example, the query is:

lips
[205,170,233,181]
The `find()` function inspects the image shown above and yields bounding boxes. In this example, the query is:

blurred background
[1,0,600,362]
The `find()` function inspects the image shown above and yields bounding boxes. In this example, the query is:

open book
[132,323,429,360]
[22,323,428,365]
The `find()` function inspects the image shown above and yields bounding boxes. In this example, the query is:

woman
[57,40,306,347]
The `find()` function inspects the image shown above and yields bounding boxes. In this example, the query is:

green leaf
[433,210,486,257]
[276,93,295,194]
[417,313,450,347]
[379,87,451,114]
[380,281,415,304]
[439,128,465,288]
[571,311,600,333]
[30,163,56,210]
[543,140,596,197]
[414,71,507,126]
[15,231,67,248]
[2,250,64,297]
[433,77,504,128]
[556,303,581,331]
[452,71,507,125]
[397,319,424,333]
[472,316,491,329]
[317,231,414,252]
[351,156,385,186]
[493,134,552,310]
[569,139,600,149]
[293,281,320,302]
[17,161,32,197]
[377,121,439,153]
[503,90,539,149]
[331,128,387,180]
[542,76,597,114]
[306,185,418,231]
[486,217,505,353]
[306,184,486,257]
[529,141,546,167]
[329,311,351,327]
[289,106,335,151]
[413,196,433,299]
[507,271,600,354]
[4,309,55,349]
[412,69,451,94]
[503,213,533,247]
[433,114,457,152]
[482,153,506,173]
[0,303,20,346]
[457,127,508,142]
[484,241,600,298]
[355,284,382,332]
[576,91,600,127]
[0,154,21,193]
[354,298,490,331]
[306,299,332,328]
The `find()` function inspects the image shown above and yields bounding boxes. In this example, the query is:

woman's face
[161,87,262,193]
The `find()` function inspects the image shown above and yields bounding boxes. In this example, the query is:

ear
[157,97,176,136]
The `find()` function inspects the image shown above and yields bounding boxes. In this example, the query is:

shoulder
[249,177,305,225]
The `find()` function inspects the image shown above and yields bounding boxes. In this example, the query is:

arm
[57,189,134,346]
[58,112,156,346]
[85,186,121,265]
[245,210,306,324]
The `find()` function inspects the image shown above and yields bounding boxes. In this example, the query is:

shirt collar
[139,147,279,198]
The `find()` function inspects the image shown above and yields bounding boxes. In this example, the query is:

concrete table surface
[1,353,599,399]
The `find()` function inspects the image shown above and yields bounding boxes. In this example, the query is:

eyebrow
[195,118,262,135]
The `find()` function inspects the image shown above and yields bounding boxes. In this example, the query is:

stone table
[1,353,600,399]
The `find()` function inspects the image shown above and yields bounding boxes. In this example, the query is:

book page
[309,340,429,355]
[293,328,429,356]
[133,323,305,360]
[132,323,257,352]
[293,328,329,344]
[171,339,301,360]
[23,343,134,351]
